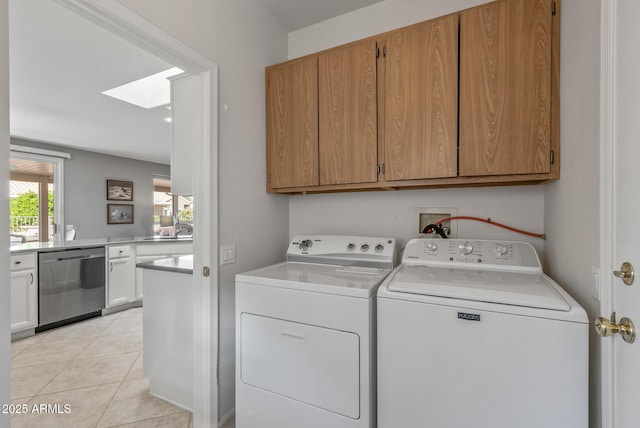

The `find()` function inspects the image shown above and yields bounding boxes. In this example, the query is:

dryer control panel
[287,235,396,269]
[402,238,541,271]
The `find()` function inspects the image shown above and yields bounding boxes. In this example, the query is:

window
[153,175,193,236]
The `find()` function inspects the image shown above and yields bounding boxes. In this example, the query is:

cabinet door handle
[110,262,113,272]
[29,273,33,284]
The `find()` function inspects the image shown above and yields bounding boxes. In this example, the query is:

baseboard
[102,300,142,316]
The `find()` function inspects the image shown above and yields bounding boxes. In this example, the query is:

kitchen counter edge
[136,254,193,274]
[10,237,193,254]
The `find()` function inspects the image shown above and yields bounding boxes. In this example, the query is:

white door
[600,1,640,427]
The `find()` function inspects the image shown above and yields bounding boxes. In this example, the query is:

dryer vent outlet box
[414,208,458,238]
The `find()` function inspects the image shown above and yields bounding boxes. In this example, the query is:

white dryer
[377,238,588,428]
[235,235,396,428]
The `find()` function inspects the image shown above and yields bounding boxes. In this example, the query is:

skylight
[102,67,184,109]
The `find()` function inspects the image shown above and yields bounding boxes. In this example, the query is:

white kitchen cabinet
[106,245,136,308]
[135,242,193,301]
[170,73,201,196]
[10,253,37,333]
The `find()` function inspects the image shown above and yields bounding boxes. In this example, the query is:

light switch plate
[220,244,236,265]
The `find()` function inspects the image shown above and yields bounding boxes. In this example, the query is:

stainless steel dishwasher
[38,247,105,331]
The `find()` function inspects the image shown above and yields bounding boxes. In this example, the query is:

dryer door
[240,313,360,419]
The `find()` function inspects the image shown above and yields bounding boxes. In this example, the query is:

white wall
[290,186,545,254]
[12,138,170,239]
[0,1,10,426]
[114,0,289,420]
[288,0,487,57]
[543,1,601,427]
[288,0,546,254]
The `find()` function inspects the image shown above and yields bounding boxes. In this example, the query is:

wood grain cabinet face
[383,15,459,182]
[319,40,378,185]
[266,57,319,190]
[459,0,553,177]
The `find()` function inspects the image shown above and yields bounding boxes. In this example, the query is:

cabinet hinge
[552,1,556,16]
[550,150,555,165]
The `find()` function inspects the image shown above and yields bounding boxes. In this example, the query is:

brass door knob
[595,312,636,344]
[613,262,635,285]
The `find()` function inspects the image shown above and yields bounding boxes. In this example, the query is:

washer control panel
[287,235,397,269]
[403,238,541,270]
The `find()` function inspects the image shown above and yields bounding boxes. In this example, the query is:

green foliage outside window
[9,191,54,231]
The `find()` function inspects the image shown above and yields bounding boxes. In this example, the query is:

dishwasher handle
[56,255,104,262]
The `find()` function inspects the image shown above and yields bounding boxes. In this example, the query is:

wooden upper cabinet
[383,15,459,181]
[318,40,378,185]
[459,0,553,176]
[266,57,319,190]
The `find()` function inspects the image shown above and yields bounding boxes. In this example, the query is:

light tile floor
[10,307,194,428]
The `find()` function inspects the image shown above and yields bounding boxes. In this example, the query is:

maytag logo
[458,312,481,322]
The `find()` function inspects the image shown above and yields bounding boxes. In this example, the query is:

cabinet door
[383,15,459,181]
[459,0,552,176]
[266,57,319,190]
[11,269,36,332]
[318,40,377,185]
[107,257,135,307]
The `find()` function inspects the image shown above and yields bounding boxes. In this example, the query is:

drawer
[108,245,131,259]
[10,253,36,271]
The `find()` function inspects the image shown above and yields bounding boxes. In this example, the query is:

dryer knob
[299,239,313,251]
[458,241,473,255]
[426,242,438,252]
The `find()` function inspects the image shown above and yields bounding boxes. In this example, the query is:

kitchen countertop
[136,254,193,274]
[10,236,193,254]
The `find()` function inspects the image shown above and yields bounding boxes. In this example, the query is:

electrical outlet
[413,207,458,238]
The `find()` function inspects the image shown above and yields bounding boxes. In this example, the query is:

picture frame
[107,179,134,201]
[107,204,134,224]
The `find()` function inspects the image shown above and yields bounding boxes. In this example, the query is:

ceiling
[9,0,384,165]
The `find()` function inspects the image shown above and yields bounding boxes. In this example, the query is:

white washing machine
[377,238,588,428]
[235,235,396,428]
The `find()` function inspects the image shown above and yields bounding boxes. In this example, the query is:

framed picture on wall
[107,179,134,201]
[107,204,134,224]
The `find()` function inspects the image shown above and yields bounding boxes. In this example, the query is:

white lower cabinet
[106,245,136,308]
[135,242,193,301]
[10,253,37,333]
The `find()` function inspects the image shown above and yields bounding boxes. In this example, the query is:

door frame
[599,0,616,427]
[52,1,219,426]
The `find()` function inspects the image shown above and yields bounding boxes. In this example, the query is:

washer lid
[388,265,571,311]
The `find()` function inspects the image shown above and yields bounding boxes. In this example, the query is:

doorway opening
[9,147,66,244]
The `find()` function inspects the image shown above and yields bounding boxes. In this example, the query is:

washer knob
[299,239,313,251]
[458,241,473,255]
[375,244,385,253]
[361,244,370,252]
[347,243,356,251]
[495,244,508,257]
[426,242,438,252]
